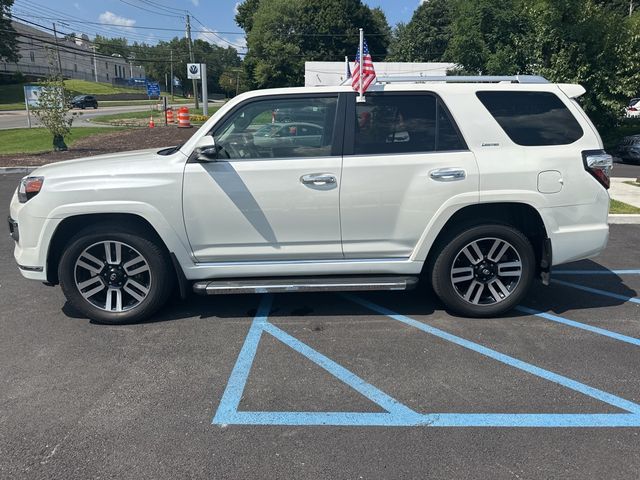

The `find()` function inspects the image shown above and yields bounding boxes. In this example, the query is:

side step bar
[193,276,419,295]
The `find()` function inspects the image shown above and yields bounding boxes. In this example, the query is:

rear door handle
[429,168,466,182]
[300,173,337,186]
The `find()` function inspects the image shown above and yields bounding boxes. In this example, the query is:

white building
[304,61,457,87]
[0,21,144,84]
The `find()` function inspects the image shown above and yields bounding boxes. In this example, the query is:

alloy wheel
[450,237,523,306]
[73,241,152,312]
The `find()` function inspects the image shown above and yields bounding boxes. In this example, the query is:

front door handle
[429,168,466,182]
[300,173,337,186]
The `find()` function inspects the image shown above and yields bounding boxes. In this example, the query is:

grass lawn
[610,198,640,214]
[0,127,123,155]
[91,106,220,124]
[0,80,147,110]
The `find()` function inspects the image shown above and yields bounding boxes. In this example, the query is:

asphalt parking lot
[1,172,640,479]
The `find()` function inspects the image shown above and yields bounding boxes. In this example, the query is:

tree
[94,35,131,58]
[235,0,262,32]
[0,0,19,63]
[243,0,391,88]
[388,0,453,62]
[445,0,531,74]
[524,0,637,131]
[32,72,73,151]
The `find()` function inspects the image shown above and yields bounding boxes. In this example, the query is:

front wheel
[58,226,174,324]
[430,224,536,317]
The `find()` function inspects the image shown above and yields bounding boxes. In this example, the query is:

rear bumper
[541,191,610,266]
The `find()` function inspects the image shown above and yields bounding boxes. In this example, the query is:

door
[183,94,344,263]
[340,92,479,258]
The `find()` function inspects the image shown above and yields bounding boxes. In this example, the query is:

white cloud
[197,27,246,51]
[98,11,136,27]
[234,2,241,14]
[191,0,200,5]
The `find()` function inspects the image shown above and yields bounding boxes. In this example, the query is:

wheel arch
[46,212,186,286]
[422,202,550,277]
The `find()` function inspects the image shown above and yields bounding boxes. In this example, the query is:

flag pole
[358,28,364,102]
[344,55,349,80]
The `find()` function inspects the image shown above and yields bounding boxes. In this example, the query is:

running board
[192,276,419,295]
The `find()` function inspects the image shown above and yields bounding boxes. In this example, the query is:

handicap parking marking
[550,279,640,305]
[212,293,640,428]
[553,270,640,275]
[515,306,640,346]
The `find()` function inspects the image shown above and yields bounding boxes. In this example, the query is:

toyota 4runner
[9,75,613,324]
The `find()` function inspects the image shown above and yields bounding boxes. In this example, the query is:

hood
[31,147,185,179]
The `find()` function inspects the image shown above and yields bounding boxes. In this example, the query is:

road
[2,172,640,479]
[0,102,215,130]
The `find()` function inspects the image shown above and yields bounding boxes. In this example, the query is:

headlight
[18,176,44,203]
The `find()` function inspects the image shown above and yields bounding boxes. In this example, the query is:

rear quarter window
[476,91,583,146]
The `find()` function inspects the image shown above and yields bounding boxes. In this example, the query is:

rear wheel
[431,224,535,317]
[58,226,174,324]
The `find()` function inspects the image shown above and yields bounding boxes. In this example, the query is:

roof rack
[373,75,549,84]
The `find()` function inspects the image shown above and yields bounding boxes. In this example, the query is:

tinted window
[476,91,583,146]
[214,96,337,159]
[354,95,465,155]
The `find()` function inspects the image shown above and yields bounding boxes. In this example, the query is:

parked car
[615,134,640,163]
[9,76,612,324]
[625,98,640,118]
[71,95,98,109]
[252,122,324,149]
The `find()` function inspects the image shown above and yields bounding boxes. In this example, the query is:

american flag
[351,39,376,94]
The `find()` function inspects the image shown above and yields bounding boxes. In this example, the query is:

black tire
[58,225,174,324]
[430,224,535,317]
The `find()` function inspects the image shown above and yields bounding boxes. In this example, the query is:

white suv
[9,75,613,324]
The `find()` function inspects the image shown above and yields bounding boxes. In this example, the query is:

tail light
[18,176,44,203]
[629,107,638,112]
[582,150,612,189]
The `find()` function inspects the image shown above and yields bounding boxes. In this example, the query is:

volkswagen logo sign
[189,65,199,74]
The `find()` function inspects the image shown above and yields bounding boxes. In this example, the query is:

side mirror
[193,135,218,162]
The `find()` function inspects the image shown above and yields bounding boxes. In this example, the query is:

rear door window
[353,94,466,155]
[476,91,583,146]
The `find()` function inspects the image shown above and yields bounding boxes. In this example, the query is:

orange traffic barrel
[166,108,174,124]
[177,107,192,128]
[148,115,155,128]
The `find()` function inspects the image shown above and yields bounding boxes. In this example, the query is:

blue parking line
[262,322,417,416]
[225,411,640,428]
[212,293,640,428]
[212,295,273,424]
[553,270,640,275]
[551,279,640,305]
[344,294,640,414]
[516,306,640,346]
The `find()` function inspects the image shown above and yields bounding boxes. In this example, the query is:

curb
[0,166,36,174]
[609,214,640,224]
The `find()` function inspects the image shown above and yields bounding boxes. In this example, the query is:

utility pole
[52,23,63,75]
[170,49,174,101]
[185,14,199,109]
[92,45,98,82]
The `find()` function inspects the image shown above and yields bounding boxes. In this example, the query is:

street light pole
[186,14,199,109]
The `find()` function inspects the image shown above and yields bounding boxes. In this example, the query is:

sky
[11,0,423,55]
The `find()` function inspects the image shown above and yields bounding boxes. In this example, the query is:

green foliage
[32,73,73,148]
[0,0,19,63]
[241,0,391,88]
[446,0,531,74]
[387,0,453,62]
[219,67,248,96]
[441,0,640,135]
[94,35,131,58]
[135,37,241,96]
